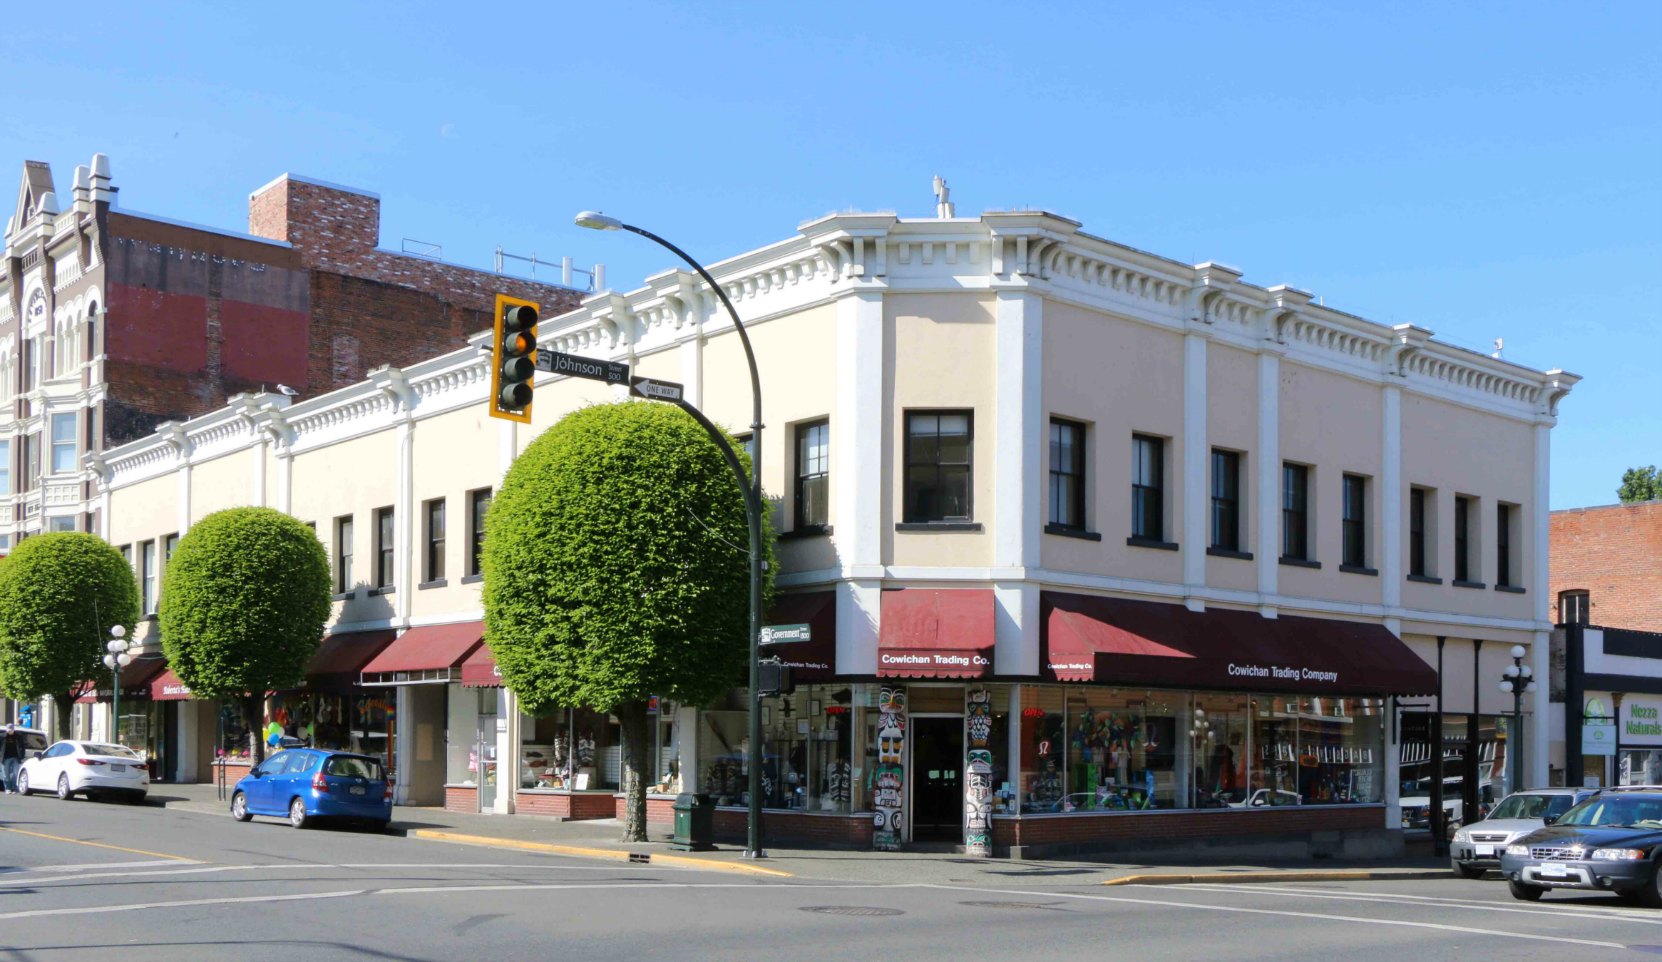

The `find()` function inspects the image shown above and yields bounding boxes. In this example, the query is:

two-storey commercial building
[93,205,1575,855]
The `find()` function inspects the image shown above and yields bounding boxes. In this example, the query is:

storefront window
[1250,695,1302,801]
[1295,697,1384,804]
[265,690,395,768]
[218,701,251,760]
[1190,693,1249,808]
[1019,686,1066,812]
[753,685,855,813]
[519,706,620,791]
[698,689,749,805]
[1049,688,1179,813]
[446,686,479,786]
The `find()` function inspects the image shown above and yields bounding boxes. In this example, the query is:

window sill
[461,573,484,585]
[367,586,395,597]
[1126,537,1179,552]
[895,522,982,533]
[1338,564,1378,577]
[1279,556,1320,570]
[1406,574,1443,585]
[419,578,448,590]
[779,525,833,541]
[1206,547,1253,561]
[1045,524,1102,542]
[1496,584,1527,594]
[332,590,356,601]
[1452,579,1487,590]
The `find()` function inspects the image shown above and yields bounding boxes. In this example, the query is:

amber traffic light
[490,294,540,423]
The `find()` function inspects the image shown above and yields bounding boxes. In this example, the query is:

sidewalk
[147,783,1452,888]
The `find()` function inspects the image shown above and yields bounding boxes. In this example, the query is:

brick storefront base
[215,762,253,786]
[616,794,677,825]
[445,785,479,814]
[514,791,616,819]
[991,805,1394,860]
[712,808,874,848]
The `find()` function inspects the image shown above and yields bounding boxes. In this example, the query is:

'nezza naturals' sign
[1621,696,1662,746]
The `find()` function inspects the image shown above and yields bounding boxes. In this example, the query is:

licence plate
[349,786,366,796]
[1539,862,1569,877]
[111,764,126,773]
[1474,845,1493,857]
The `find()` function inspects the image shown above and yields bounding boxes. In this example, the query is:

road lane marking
[1179,882,1662,924]
[0,827,196,862]
[407,829,794,877]
[0,861,710,887]
[918,884,1628,949]
[0,888,366,920]
[0,860,187,874]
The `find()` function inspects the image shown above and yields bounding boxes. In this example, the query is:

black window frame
[793,419,830,531]
[335,515,354,594]
[1131,434,1165,542]
[467,488,492,578]
[1409,487,1428,577]
[1210,448,1241,552]
[424,497,446,583]
[902,410,974,524]
[1497,501,1514,588]
[1454,496,1472,583]
[1048,418,1087,531]
[140,540,156,616]
[1281,462,1309,561]
[375,506,395,590]
[1559,590,1590,625]
[1341,473,1368,569]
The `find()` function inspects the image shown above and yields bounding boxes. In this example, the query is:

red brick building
[0,155,587,544]
[1549,501,1662,630]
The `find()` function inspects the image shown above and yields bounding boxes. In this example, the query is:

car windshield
[1488,793,1576,820]
[325,756,383,780]
[83,744,140,759]
[1556,795,1662,829]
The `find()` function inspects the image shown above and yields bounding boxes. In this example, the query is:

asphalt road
[7,794,1662,961]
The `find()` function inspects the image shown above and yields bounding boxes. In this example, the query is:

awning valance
[361,621,484,685]
[764,591,837,682]
[877,588,995,679]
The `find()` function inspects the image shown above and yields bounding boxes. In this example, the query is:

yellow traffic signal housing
[490,294,540,423]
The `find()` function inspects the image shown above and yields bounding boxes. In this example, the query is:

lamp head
[111,624,126,639]
[106,638,127,654]
[1510,644,1527,660]
[1499,680,1514,693]
[116,652,131,667]
[103,654,117,669]
[574,211,623,231]
[1505,664,1520,678]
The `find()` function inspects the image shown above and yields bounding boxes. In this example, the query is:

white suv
[1450,788,1598,878]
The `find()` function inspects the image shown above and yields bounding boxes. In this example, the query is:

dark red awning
[764,591,836,682]
[75,659,167,703]
[459,644,501,688]
[877,588,995,678]
[361,621,483,682]
[150,669,196,701]
[1041,592,1437,696]
[306,629,398,692]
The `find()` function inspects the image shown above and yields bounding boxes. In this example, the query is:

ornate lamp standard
[103,625,132,746]
[573,211,767,858]
[1497,644,1536,796]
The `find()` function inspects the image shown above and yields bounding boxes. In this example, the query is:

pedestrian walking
[0,723,21,793]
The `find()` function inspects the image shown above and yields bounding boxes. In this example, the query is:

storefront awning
[360,621,484,685]
[459,643,502,688]
[877,588,995,678]
[74,658,167,703]
[306,629,399,692]
[1041,592,1437,696]
[765,591,837,682]
[150,668,195,701]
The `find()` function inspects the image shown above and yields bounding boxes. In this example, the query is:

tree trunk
[617,698,650,843]
[244,694,267,766]
[55,692,73,741]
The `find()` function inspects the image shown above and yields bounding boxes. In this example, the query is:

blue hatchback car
[230,749,392,831]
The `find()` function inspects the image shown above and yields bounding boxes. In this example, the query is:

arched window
[1558,590,1590,625]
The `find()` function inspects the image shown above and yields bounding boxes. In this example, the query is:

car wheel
[231,791,252,822]
[1508,879,1545,902]
[128,791,147,806]
[56,774,73,801]
[15,770,28,796]
[1455,864,1486,880]
[1639,865,1662,909]
[364,819,391,834]
[288,796,310,829]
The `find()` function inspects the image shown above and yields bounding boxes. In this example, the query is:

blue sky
[2,1,1656,509]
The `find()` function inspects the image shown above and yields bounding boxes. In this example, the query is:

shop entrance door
[911,716,963,841]
[476,689,499,811]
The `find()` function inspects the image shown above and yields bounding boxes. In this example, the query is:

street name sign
[630,376,685,402]
[759,623,811,646]
[537,350,630,385]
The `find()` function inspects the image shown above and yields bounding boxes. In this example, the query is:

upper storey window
[904,411,972,523]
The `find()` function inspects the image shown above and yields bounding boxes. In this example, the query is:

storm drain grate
[958,901,1066,911]
[800,906,904,917]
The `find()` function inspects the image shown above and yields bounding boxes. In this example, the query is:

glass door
[476,689,499,810]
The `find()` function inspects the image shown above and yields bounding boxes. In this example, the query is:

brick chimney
[249,174,382,270]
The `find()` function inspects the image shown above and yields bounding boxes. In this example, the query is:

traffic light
[490,294,540,423]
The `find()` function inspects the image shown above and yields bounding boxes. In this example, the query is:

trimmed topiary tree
[0,533,138,740]
[159,507,332,764]
[484,400,774,842]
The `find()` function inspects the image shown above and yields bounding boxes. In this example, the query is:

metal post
[111,663,120,746]
[1433,636,1446,857]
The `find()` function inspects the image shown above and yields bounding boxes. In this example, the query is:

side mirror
[31,750,43,760]
[1543,815,1557,825]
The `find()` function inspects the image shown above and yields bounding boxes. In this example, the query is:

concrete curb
[407,829,795,878]
[1103,869,1453,886]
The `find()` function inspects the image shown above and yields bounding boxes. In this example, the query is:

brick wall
[1551,502,1662,631]
[712,808,874,848]
[513,791,616,820]
[444,785,479,814]
[991,805,1381,852]
[618,794,678,824]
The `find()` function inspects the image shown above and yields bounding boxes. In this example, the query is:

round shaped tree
[0,532,138,739]
[160,507,331,763]
[484,400,774,841]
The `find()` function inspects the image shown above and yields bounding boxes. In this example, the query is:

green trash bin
[671,792,714,851]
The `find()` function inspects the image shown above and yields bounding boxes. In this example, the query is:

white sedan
[17,740,149,803]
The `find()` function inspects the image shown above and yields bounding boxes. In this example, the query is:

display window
[1291,696,1384,804]
[755,685,855,812]
[265,690,396,769]
[520,706,622,791]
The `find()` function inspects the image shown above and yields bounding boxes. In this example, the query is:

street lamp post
[1498,644,1536,797]
[103,625,131,746]
[574,211,768,858]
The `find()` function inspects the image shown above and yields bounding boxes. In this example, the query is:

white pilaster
[394,685,415,805]
[1381,385,1402,610]
[675,704,699,795]
[994,583,1039,676]
[495,687,518,814]
[251,438,267,508]
[679,335,703,410]
[498,420,518,480]
[993,291,1042,569]
[277,448,293,515]
[837,580,881,677]
[178,460,192,534]
[395,420,414,622]
[1530,421,1553,785]
[1255,351,1280,615]
[175,703,199,783]
[834,290,885,577]
[1182,333,1207,609]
